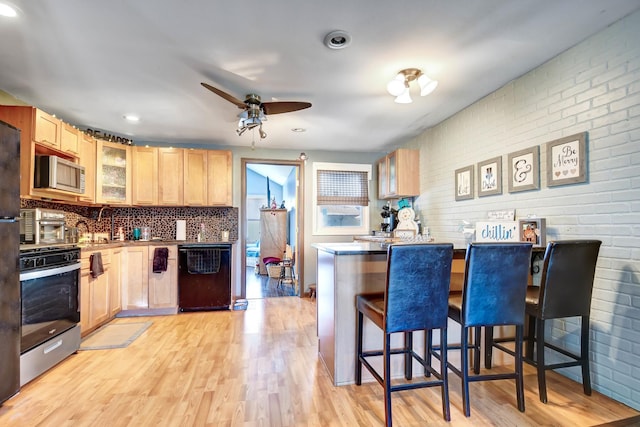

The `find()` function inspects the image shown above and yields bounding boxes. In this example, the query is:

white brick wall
[406,10,640,409]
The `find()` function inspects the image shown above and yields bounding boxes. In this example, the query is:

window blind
[316,169,369,206]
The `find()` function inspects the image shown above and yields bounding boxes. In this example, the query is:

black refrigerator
[0,120,20,405]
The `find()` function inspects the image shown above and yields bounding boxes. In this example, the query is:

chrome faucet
[97,205,109,222]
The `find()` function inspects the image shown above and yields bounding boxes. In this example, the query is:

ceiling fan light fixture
[259,124,267,139]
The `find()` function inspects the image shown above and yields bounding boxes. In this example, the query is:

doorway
[241,158,304,299]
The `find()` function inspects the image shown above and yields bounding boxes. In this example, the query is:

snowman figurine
[394,207,419,238]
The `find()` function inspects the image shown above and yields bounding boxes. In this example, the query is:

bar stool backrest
[385,243,454,334]
[461,243,532,327]
[537,240,602,320]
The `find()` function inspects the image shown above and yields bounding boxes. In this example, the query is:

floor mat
[79,321,152,350]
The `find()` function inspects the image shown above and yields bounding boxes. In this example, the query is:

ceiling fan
[201,82,311,139]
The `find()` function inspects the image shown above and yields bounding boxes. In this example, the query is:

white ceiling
[1,1,639,153]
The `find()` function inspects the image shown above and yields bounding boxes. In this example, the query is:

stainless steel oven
[19,245,81,386]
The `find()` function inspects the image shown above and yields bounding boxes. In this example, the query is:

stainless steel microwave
[34,155,85,194]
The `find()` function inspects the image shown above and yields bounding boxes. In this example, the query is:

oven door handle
[20,262,80,282]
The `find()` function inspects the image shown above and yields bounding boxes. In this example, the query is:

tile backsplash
[20,199,238,242]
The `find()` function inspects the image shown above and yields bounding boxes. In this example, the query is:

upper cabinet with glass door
[377,148,420,199]
[96,140,131,205]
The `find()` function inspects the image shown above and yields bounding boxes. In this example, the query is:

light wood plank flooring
[1,297,638,426]
[246,267,297,298]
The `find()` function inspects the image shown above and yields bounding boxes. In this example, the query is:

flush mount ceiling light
[123,114,140,122]
[0,3,17,17]
[324,30,352,50]
[386,68,438,104]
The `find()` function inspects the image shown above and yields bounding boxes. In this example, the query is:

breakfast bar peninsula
[313,241,542,386]
[312,241,468,386]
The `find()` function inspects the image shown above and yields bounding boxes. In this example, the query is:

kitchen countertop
[313,241,545,256]
[78,240,234,251]
[313,241,470,256]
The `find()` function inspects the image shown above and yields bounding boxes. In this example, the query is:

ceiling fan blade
[262,101,312,115]
[201,82,246,108]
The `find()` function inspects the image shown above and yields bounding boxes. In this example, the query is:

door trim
[240,158,304,298]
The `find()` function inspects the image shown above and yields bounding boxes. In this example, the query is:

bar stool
[445,242,532,417]
[355,243,454,427]
[488,240,601,403]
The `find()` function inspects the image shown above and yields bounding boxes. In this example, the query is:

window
[313,162,371,235]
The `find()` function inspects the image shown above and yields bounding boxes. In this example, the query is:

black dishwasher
[178,244,232,311]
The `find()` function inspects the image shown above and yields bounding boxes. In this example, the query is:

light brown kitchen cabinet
[132,146,158,205]
[0,105,77,202]
[259,209,288,275]
[33,108,62,150]
[183,149,208,206]
[121,246,149,310]
[109,247,122,317]
[80,249,112,337]
[157,148,184,205]
[60,122,79,156]
[96,140,131,205]
[121,244,178,313]
[148,246,178,309]
[377,148,420,199]
[78,132,96,203]
[207,150,232,206]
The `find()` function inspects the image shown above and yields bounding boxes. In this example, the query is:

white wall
[406,10,640,409]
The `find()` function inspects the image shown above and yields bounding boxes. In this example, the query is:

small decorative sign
[487,209,515,220]
[475,221,520,243]
[83,128,134,145]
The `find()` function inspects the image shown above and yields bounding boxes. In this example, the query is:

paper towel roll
[176,220,186,241]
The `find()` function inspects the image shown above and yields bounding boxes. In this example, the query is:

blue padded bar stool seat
[488,240,601,404]
[446,242,532,417]
[355,243,454,427]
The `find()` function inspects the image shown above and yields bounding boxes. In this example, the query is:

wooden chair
[488,240,601,403]
[445,242,532,417]
[355,243,454,426]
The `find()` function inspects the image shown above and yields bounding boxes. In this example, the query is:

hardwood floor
[246,266,297,299]
[1,297,638,426]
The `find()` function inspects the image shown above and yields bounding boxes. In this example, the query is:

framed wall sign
[546,132,587,187]
[455,165,474,201]
[507,146,540,193]
[477,156,502,197]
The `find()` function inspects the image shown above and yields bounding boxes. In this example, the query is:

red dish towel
[90,252,104,278]
[153,247,169,273]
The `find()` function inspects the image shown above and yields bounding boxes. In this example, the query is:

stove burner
[19,245,80,272]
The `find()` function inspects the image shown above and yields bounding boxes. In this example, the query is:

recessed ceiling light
[0,3,17,17]
[323,30,352,50]
[291,128,306,133]
[123,115,140,122]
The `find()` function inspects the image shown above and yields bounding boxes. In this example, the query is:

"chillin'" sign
[475,221,520,242]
